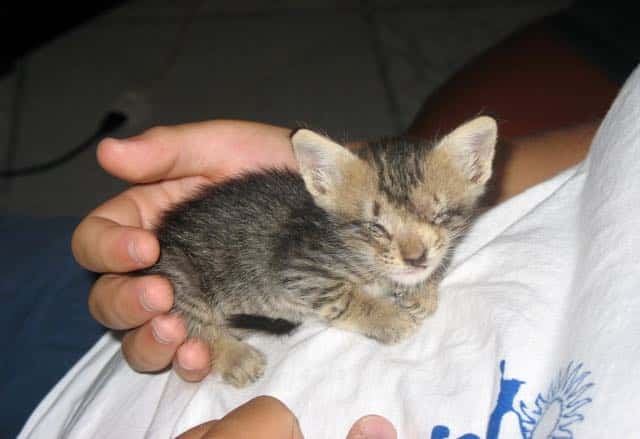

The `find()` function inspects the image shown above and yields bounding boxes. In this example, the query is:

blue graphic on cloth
[430,360,594,439]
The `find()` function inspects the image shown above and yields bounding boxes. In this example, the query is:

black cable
[1,1,200,179]
[0,111,127,178]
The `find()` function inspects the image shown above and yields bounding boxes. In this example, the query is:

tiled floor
[0,0,569,217]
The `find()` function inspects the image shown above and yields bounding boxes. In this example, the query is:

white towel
[20,66,640,439]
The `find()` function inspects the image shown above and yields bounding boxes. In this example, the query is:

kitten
[143,116,497,387]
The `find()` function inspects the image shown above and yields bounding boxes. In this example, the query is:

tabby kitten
[144,116,497,387]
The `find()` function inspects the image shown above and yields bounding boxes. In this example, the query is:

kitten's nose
[403,249,427,267]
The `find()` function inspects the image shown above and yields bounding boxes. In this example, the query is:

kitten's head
[291,116,497,286]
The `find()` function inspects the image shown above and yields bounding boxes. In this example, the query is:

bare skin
[175,395,396,439]
[489,120,597,204]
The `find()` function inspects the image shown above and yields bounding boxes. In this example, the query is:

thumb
[97,120,293,184]
[346,415,397,439]
[176,395,303,439]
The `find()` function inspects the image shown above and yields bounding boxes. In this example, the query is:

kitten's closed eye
[369,222,391,240]
[432,209,462,225]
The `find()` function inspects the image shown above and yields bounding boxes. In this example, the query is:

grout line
[360,1,403,134]
[95,2,567,26]
[1,58,27,209]
[7,58,27,172]
[93,7,362,27]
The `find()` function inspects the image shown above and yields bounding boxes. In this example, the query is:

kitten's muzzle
[402,249,427,268]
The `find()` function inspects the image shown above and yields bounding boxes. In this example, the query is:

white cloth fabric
[20,66,640,439]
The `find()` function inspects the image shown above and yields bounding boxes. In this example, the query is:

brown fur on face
[293,116,496,286]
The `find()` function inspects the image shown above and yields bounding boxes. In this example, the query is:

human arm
[486,120,598,204]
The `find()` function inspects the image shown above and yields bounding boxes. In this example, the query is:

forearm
[488,120,598,205]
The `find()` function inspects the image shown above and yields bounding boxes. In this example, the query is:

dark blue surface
[0,216,106,438]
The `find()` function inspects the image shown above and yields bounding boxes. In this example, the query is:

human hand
[177,396,397,439]
[72,120,296,381]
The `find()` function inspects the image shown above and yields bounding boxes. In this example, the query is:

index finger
[72,175,205,273]
[71,186,158,273]
[71,215,159,273]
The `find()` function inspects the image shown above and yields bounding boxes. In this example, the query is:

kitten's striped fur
[143,116,497,387]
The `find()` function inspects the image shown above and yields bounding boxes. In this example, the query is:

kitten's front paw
[217,342,267,388]
[371,311,420,345]
[397,293,438,322]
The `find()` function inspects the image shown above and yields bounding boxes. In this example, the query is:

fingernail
[351,416,396,439]
[104,137,130,151]
[150,317,173,345]
[128,240,143,265]
[176,340,208,371]
[177,351,198,371]
[139,287,155,312]
[139,281,173,313]
[178,358,199,371]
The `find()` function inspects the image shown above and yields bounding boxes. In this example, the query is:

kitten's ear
[291,128,357,199]
[437,116,497,184]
